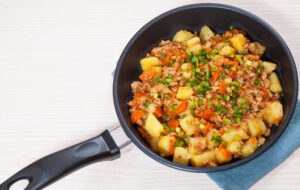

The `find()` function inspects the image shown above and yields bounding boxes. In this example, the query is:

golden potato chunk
[221,128,249,143]
[241,137,258,157]
[173,147,191,165]
[179,115,199,135]
[200,25,214,41]
[140,57,162,70]
[173,30,194,42]
[190,150,216,167]
[185,37,202,55]
[144,113,164,138]
[269,72,283,93]
[219,46,236,57]
[230,34,247,53]
[188,137,206,155]
[215,146,232,164]
[262,101,283,126]
[247,118,267,137]
[176,86,194,100]
[262,61,277,74]
[158,136,176,156]
[206,129,221,149]
[227,141,242,154]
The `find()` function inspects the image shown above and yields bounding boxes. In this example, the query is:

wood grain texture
[0,0,299,189]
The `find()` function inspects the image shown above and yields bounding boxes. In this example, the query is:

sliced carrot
[195,109,215,120]
[168,119,179,129]
[139,67,159,82]
[134,92,145,98]
[228,70,237,78]
[202,123,214,134]
[154,106,163,118]
[211,68,222,81]
[219,80,227,94]
[130,109,145,124]
[173,101,188,115]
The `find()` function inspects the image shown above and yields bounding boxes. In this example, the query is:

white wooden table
[0,0,299,189]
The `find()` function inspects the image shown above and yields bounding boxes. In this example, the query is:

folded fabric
[208,100,300,190]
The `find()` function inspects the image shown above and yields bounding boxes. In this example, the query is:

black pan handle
[0,129,123,190]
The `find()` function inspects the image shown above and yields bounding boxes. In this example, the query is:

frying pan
[0,3,298,190]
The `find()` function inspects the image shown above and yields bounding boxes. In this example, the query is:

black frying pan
[0,3,298,190]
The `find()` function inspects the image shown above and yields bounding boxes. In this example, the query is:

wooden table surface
[0,0,299,189]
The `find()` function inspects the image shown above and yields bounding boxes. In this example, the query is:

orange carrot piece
[168,119,179,129]
[219,81,227,94]
[202,123,214,134]
[173,101,188,115]
[154,106,163,118]
[130,109,145,124]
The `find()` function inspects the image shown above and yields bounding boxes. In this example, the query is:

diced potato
[206,129,221,149]
[144,113,164,138]
[227,141,242,154]
[247,118,267,137]
[181,63,193,79]
[158,136,176,156]
[230,34,247,53]
[240,122,248,132]
[262,61,277,74]
[190,150,216,167]
[221,128,249,143]
[200,25,215,41]
[219,46,236,57]
[173,147,191,165]
[215,147,232,164]
[185,37,202,55]
[185,37,201,47]
[176,86,194,100]
[241,137,258,157]
[173,30,194,42]
[188,137,206,155]
[179,115,199,135]
[262,101,283,126]
[269,72,283,93]
[186,44,202,55]
[140,57,162,70]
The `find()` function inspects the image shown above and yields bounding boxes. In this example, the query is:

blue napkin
[112,70,299,189]
[208,100,300,190]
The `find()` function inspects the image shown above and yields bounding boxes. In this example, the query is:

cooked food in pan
[128,25,283,167]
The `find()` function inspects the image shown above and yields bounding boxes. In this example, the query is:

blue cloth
[111,70,299,189]
[208,100,300,190]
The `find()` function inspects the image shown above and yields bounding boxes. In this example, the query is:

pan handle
[0,126,131,190]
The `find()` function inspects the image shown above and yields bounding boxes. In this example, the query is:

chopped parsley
[205,67,211,79]
[160,52,167,57]
[190,75,201,87]
[174,139,185,147]
[144,100,151,107]
[233,108,244,120]
[170,104,178,110]
[257,65,264,73]
[212,136,222,145]
[196,81,211,95]
[253,78,261,85]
